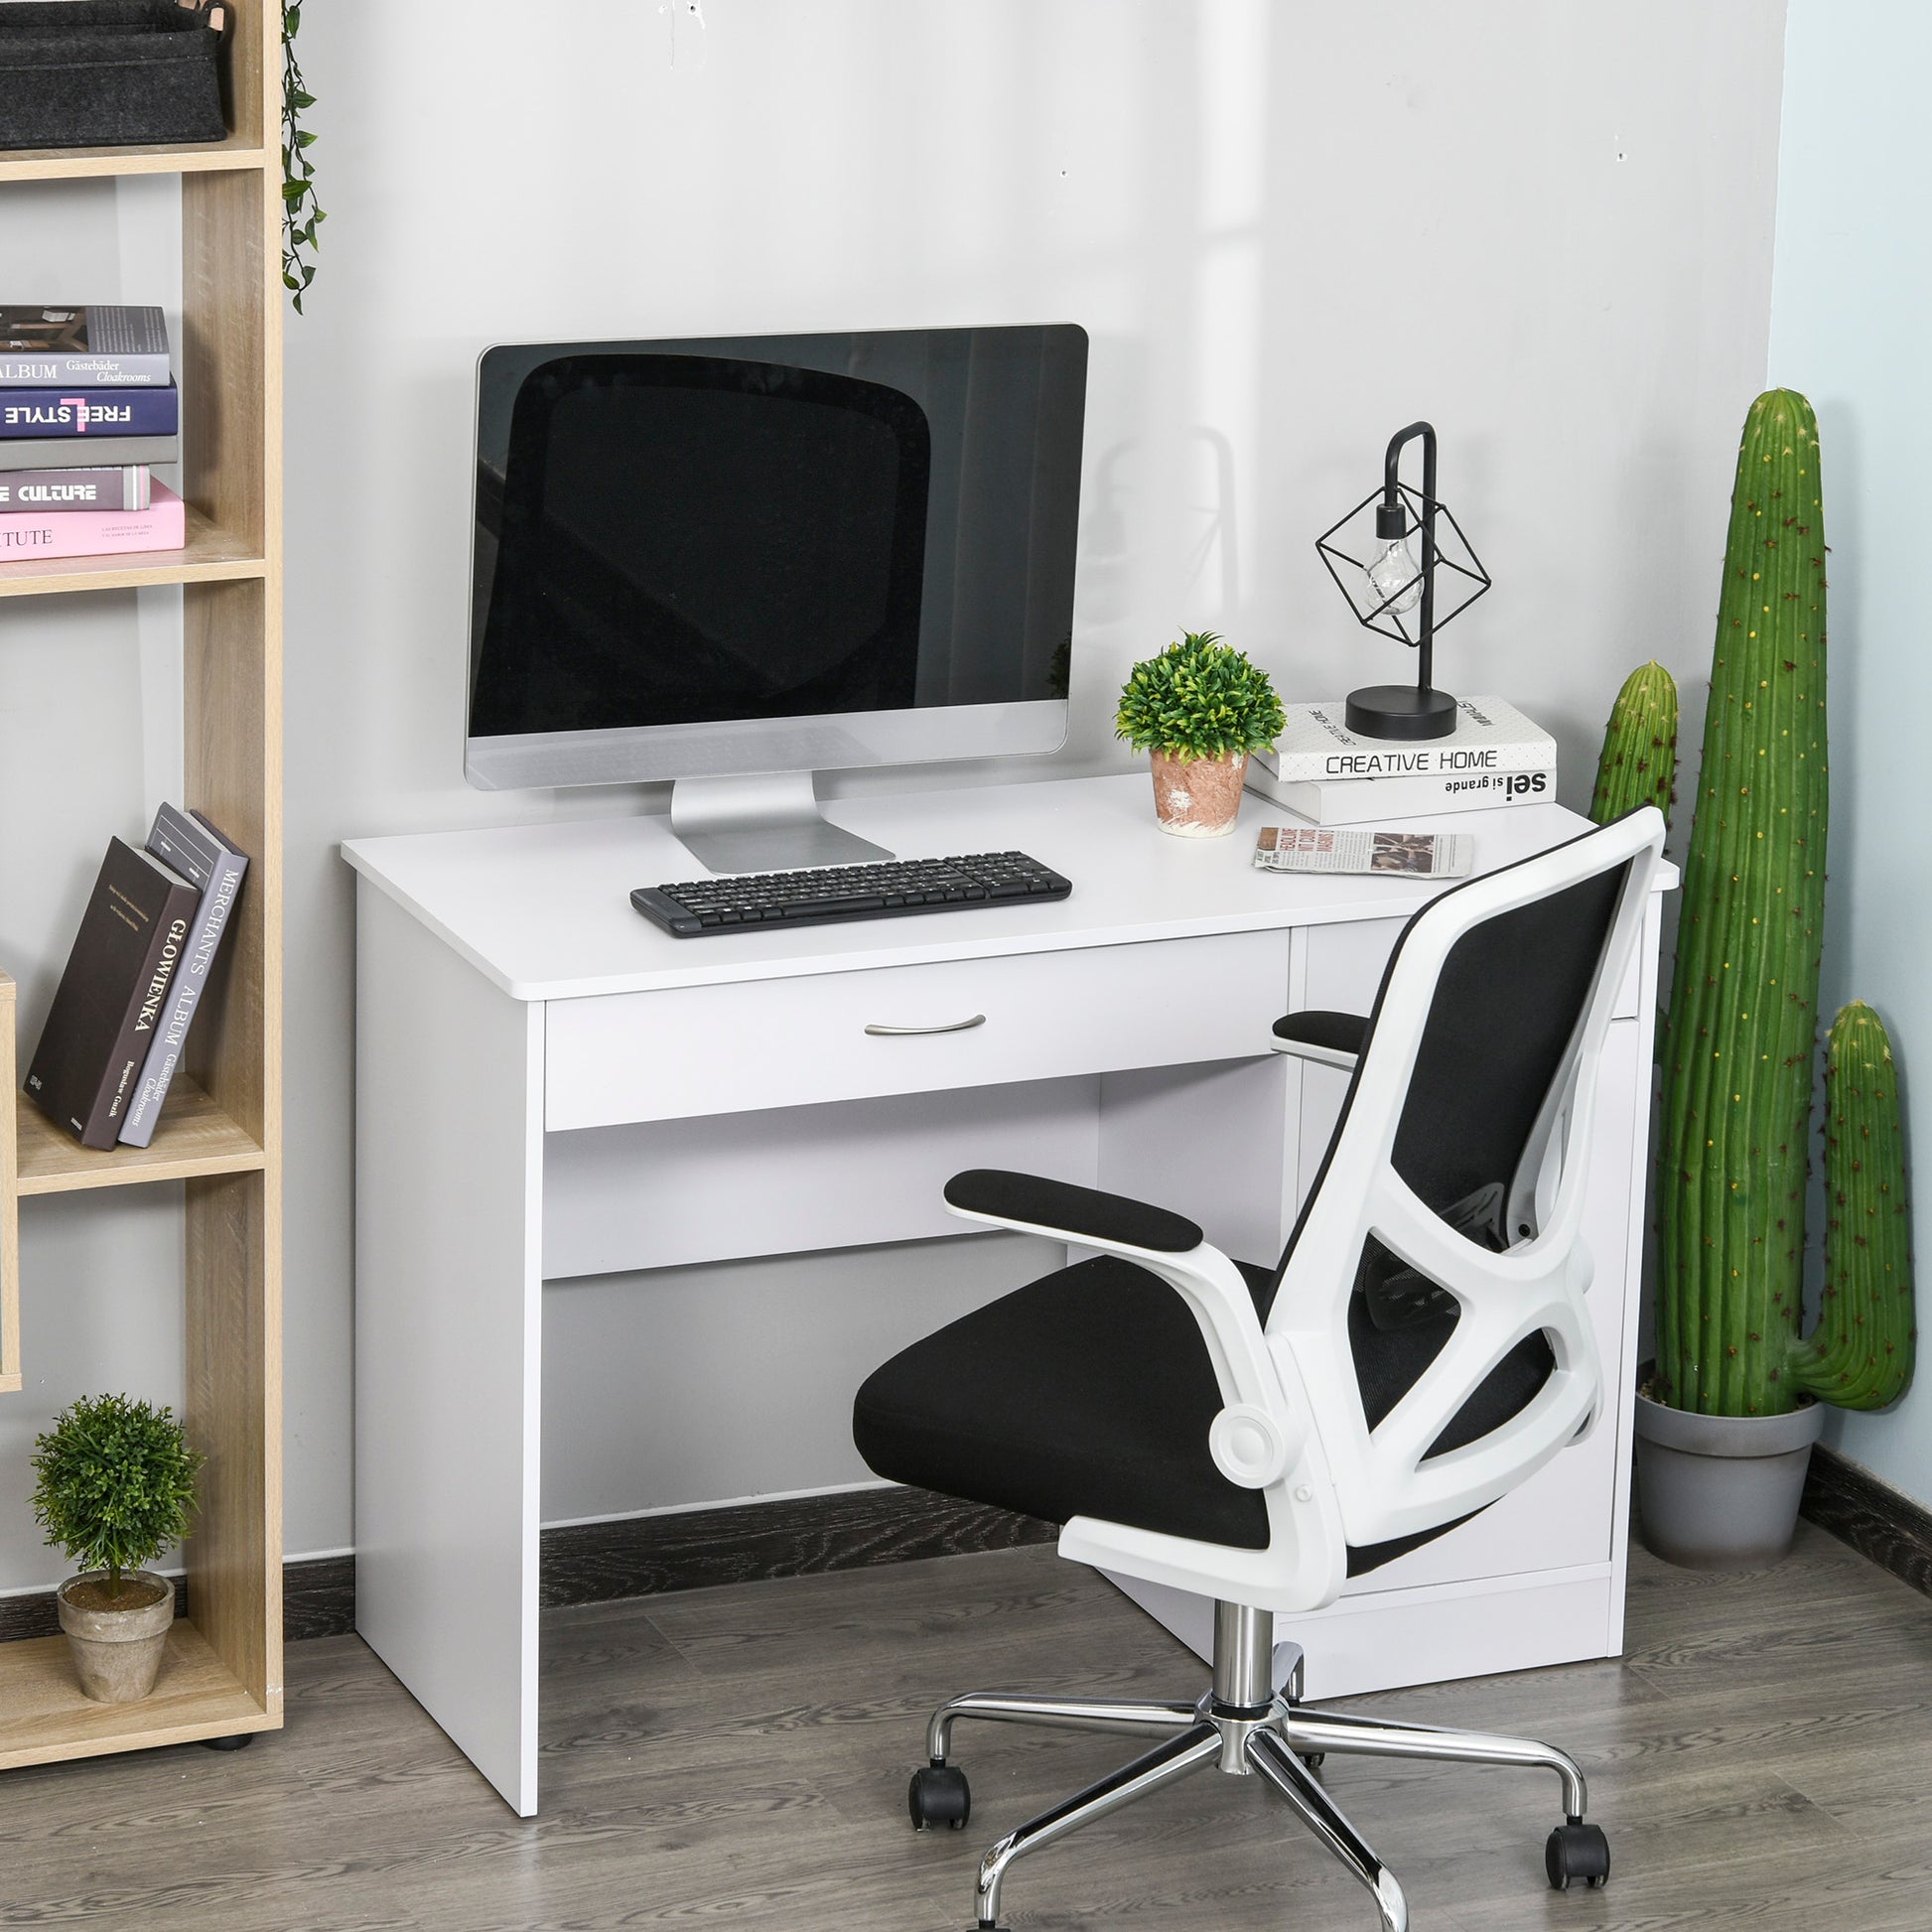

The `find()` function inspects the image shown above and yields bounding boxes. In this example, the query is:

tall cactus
[1589,662,1679,826]
[1656,391,1831,1417]
[1791,1002,1915,1408]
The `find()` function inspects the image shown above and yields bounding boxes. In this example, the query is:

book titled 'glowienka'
[25,839,200,1150]
[119,806,249,1149]
[0,306,173,387]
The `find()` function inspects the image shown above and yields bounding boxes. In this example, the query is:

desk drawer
[545,932,1290,1129]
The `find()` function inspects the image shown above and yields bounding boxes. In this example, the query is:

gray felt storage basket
[0,2,230,151]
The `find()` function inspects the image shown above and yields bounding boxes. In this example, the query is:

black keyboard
[631,850,1072,937]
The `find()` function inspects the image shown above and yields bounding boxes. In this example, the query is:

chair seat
[853,1251,1557,1575]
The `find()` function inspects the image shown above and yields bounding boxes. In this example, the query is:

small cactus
[1790,1002,1915,1409]
[1589,661,1678,826]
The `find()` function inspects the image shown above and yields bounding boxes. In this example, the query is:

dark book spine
[85,890,199,1150]
[0,466,146,511]
[0,387,179,441]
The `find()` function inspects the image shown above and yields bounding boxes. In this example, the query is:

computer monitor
[467,323,1088,870]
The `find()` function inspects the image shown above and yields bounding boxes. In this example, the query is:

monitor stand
[668,770,896,875]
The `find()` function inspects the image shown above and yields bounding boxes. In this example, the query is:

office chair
[852,807,1664,1932]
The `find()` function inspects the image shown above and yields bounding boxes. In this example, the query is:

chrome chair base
[910,1602,1603,1931]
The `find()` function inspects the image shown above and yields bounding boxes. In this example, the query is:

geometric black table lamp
[1314,419,1492,741]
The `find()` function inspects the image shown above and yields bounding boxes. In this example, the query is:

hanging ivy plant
[282,3,324,311]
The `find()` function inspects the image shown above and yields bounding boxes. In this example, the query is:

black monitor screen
[469,325,1087,741]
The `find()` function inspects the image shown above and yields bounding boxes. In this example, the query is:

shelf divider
[14,1080,266,1197]
[0,1622,271,1768]
[0,506,265,601]
[0,976,17,1394]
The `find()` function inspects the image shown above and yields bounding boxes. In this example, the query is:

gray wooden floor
[3,1521,1930,1929]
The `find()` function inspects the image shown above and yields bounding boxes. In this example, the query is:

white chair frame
[942,805,1666,1614]
[906,807,1664,1929]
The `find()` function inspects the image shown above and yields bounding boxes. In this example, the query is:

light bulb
[1364,536,1423,618]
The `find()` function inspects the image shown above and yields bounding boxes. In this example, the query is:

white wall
[1770,0,1932,1503]
[0,0,1788,1586]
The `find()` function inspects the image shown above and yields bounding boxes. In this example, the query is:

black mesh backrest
[1389,860,1628,1228]
[1263,832,1635,1319]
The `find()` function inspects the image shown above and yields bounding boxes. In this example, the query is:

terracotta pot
[1149,750,1248,838]
[57,1570,174,1703]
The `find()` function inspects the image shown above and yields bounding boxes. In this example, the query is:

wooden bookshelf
[0,0,283,1761]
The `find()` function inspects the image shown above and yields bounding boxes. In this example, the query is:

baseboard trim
[0,1489,1053,1645]
[1800,1444,1932,1598]
[0,1453,1908,1649]
[540,1485,1054,1609]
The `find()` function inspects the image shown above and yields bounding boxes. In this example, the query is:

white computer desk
[343,772,1670,1816]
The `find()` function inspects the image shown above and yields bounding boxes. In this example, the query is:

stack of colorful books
[0,305,184,563]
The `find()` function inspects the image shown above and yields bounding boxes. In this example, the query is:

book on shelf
[0,465,149,511]
[1245,763,1558,825]
[24,839,202,1151]
[0,383,179,441]
[0,480,184,563]
[1255,694,1557,784]
[119,806,249,1149]
[0,433,177,471]
[0,307,173,388]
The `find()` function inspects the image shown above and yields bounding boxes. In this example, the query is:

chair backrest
[1265,808,1664,1554]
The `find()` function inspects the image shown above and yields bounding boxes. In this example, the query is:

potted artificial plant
[1630,390,1915,1568]
[1116,630,1284,838]
[33,1393,203,1703]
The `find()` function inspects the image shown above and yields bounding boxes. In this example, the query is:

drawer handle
[864,1014,987,1037]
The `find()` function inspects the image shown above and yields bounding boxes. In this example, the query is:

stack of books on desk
[1245,695,1557,825]
[0,306,184,562]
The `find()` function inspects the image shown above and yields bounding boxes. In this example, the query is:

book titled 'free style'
[0,385,179,439]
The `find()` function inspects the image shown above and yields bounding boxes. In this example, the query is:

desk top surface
[344,774,1664,1003]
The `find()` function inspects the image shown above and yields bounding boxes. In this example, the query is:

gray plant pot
[56,1570,174,1703]
[1633,1384,1825,1571]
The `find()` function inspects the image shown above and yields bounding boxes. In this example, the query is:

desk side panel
[354,884,543,1815]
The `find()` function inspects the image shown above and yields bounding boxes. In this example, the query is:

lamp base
[1344,683,1457,742]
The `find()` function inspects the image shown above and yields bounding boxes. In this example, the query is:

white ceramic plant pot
[1149,750,1248,837]
[57,1570,174,1703]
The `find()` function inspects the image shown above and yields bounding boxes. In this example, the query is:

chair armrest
[1270,1009,1369,1068]
[941,1169,1304,1488]
[942,1170,1202,1252]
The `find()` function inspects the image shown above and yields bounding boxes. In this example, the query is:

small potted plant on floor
[1116,630,1285,837]
[34,1393,203,1703]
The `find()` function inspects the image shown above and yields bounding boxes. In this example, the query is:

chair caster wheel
[1546,1819,1610,1890]
[202,1733,253,1752]
[908,1762,970,1831]
[1297,1751,1325,1774]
